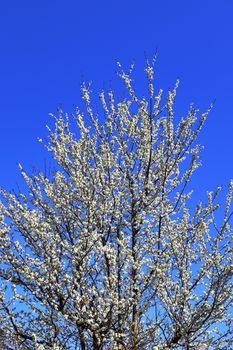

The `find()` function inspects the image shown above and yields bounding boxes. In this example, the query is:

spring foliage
[0,59,232,349]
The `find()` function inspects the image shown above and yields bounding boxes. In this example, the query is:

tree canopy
[0,59,232,349]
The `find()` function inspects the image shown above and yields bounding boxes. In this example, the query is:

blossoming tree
[0,59,232,350]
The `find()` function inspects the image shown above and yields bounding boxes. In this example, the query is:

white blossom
[0,59,232,350]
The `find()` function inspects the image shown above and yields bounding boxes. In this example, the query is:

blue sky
[0,0,232,202]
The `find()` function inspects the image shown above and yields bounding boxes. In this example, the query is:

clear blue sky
[0,0,232,201]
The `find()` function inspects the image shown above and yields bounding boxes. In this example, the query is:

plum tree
[0,58,232,349]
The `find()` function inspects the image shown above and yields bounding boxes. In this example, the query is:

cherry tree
[0,58,232,349]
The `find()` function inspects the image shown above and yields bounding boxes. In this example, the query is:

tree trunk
[131,197,139,350]
[79,327,86,350]
[93,333,103,350]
